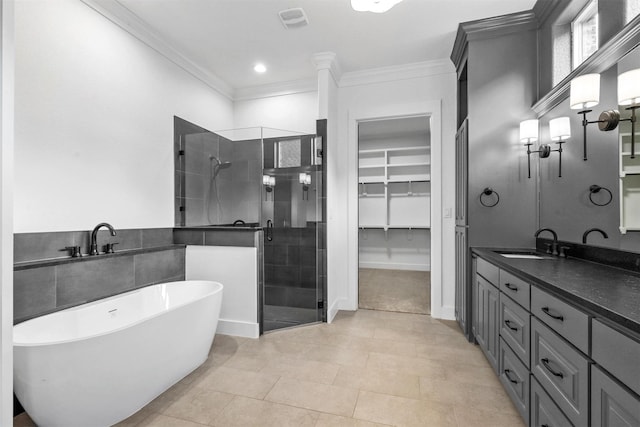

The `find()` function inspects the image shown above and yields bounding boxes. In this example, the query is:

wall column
[313,52,349,321]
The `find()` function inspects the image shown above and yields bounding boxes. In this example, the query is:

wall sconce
[548,116,571,177]
[299,173,311,200]
[598,68,640,158]
[263,175,276,201]
[520,118,570,178]
[571,69,640,160]
[520,119,542,179]
[570,73,600,161]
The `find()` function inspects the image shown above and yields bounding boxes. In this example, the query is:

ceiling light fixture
[254,63,267,73]
[351,0,403,13]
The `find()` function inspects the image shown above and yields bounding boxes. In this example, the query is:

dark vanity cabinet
[472,251,640,427]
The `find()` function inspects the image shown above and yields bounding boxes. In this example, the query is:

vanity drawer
[499,338,529,425]
[476,257,499,286]
[499,270,530,310]
[531,376,573,427]
[591,365,640,427]
[499,293,530,367]
[531,286,589,354]
[531,317,590,427]
[592,319,640,396]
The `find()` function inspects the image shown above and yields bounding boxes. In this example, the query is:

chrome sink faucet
[90,223,117,255]
[535,228,558,256]
[582,228,608,244]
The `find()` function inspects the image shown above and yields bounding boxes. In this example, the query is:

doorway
[357,116,431,314]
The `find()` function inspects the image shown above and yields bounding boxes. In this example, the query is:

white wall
[14,0,234,233]
[1,1,14,423]
[233,91,318,135]
[336,70,457,319]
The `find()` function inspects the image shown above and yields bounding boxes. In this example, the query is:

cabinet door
[592,365,640,427]
[455,228,468,337]
[476,275,499,373]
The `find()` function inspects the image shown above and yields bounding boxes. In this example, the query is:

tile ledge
[14,244,186,271]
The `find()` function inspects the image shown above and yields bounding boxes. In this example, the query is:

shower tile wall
[177,133,261,226]
[218,139,262,225]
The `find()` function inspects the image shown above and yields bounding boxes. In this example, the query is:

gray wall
[536,1,640,251]
[467,28,539,248]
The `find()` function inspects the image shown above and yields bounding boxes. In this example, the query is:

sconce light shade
[263,175,271,186]
[549,117,571,141]
[298,173,311,185]
[520,119,539,143]
[570,73,600,110]
[618,68,640,106]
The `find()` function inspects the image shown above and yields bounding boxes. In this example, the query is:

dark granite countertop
[472,247,640,335]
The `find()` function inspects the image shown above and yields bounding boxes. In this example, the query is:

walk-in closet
[358,116,431,314]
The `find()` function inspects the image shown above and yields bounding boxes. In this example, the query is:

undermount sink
[495,251,549,260]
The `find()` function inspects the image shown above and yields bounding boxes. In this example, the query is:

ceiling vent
[278,8,309,29]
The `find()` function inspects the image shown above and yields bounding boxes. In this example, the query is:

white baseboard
[432,304,456,320]
[358,262,430,271]
[216,319,260,338]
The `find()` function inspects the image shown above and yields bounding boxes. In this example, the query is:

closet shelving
[619,132,640,233]
[358,146,431,233]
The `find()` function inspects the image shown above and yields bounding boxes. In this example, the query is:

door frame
[346,100,444,317]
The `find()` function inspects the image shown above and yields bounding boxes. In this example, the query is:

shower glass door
[262,132,325,331]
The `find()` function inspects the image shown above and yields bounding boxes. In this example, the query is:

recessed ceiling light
[254,63,267,73]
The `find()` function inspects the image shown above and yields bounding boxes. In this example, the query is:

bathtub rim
[13,280,223,347]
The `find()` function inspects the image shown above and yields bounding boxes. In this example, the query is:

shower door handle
[266,220,273,241]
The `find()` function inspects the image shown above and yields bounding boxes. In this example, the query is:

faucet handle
[559,246,571,258]
[63,246,82,258]
[103,242,119,254]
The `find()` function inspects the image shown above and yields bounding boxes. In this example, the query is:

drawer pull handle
[504,283,518,292]
[541,307,564,321]
[541,358,564,378]
[504,319,519,331]
[504,369,519,384]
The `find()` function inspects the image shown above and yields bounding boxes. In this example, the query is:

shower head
[210,155,232,178]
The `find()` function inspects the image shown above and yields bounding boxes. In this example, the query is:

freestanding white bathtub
[14,280,223,427]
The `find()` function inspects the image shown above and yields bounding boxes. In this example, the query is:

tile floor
[359,269,430,315]
[14,309,524,427]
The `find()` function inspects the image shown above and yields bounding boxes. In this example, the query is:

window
[572,0,598,69]
[626,0,640,24]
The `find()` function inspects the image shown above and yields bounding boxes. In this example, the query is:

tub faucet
[535,228,558,255]
[582,228,608,244]
[90,223,117,255]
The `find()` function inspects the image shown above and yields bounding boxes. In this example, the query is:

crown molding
[234,78,317,101]
[80,0,234,100]
[450,10,538,71]
[340,59,454,88]
[532,0,562,27]
[532,13,640,116]
[312,51,343,84]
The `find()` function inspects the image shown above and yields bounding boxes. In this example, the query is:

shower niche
[174,117,326,332]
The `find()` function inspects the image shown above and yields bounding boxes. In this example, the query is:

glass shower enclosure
[175,118,326,332]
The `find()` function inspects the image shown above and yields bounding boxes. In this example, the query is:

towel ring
[589,185,613,207]
[480,187,500,208]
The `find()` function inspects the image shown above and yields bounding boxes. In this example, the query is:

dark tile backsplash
[56,257,136,306]
[13,268,56,320]
[14,227,184,323]
[15,227,175,263]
